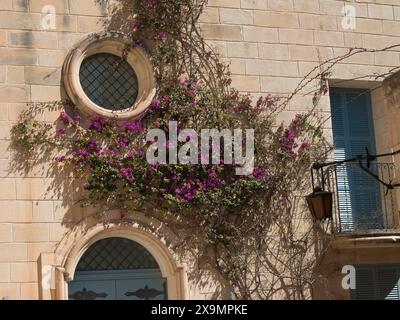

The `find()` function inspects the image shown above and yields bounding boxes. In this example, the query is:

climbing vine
[11,0,330,299]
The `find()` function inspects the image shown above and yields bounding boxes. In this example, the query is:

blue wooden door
[330,88,383,231]
[69,269,167,300]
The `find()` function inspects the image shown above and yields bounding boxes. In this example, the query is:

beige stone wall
[199,1,400,300]
[201,0,400,125]
[0,0,400,300]
[0,0,107,300]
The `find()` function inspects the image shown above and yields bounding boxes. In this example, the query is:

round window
[63,32,156,120]
[79,53,139,111]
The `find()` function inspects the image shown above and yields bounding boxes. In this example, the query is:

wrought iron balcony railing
[325,162,398,233]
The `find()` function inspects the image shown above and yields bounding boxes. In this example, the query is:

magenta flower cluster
[278,114,310,158]
[53,106,277,205]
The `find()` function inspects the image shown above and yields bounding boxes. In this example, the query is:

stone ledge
[332,230,400,249]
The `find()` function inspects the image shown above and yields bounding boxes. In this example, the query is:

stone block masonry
[0,0,400,300]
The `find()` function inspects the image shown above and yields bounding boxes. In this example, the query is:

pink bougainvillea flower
[150,99,161,112]
[55,155,66,162]
[155,31,167,39]
[122,121,142,133]
[89,116,107,132]
[59,112,73,126]
[253,167,267,180]
[120,167,135,182]
[133,20,141,29]
[56,128,65,136]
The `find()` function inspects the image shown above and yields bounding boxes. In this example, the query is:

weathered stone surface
[220,8,253,25]
[0,283,21,299]
[0,224,12,242]
[200,24,242,40]
[0,243,27,262]
[24,66,61,85]
[13,223,50,242]
[0,31,6,47]
[30,0,69,14]
[0,263,10,282]
[9,31,58,49]
[0,0,400,301]
[12,0,29,12]
[0,85,30,102]
[68,0,108,16]
[0,48,38,65]
[38,50,66,67]
[7,66,25,84]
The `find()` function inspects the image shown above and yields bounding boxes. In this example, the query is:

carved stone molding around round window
[63,32,156,120]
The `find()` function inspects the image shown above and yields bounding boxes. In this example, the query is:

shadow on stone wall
[7,0,229,299]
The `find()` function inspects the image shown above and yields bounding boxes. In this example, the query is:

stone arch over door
[51,222,189,300]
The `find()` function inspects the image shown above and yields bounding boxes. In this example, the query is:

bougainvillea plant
[11,0,330,299]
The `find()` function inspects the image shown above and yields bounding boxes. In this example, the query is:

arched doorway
[68,237,167,300]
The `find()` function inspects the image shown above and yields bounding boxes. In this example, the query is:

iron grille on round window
[79,53,139,111]
[76,238,160,271]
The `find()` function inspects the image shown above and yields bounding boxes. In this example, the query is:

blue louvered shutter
[330,91,353,231]
[376,267,400,300]
[330,88,383,231]
[351,265,400,300]
[351,267,376,300]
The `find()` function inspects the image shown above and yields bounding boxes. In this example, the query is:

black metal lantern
[306,187,333,221]
[306,148,400,221]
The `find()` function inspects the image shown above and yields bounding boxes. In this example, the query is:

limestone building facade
[1,0,400,300]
